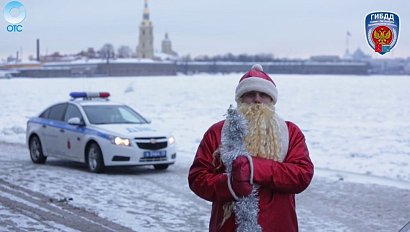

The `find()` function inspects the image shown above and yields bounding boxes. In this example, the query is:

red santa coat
[188,120,314,232]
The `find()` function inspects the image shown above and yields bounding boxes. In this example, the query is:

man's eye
[244,92,256,97]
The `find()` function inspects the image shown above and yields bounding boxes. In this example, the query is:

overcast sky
[1,0,409,60]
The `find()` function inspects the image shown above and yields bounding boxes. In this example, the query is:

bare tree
[117,45,133,58]
[100,43,115,63]
[86,47,97,58]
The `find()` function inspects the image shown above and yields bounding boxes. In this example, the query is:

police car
[26,92,176,173]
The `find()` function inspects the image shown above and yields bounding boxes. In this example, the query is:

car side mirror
[68,117,84,126]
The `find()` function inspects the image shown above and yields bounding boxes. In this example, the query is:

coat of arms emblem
[365,12,399,55]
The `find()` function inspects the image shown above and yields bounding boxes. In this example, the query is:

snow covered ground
[0,73,410,231]
[1,73,410,185]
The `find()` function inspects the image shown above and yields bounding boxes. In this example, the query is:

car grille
[135,137,168,150]
[136,142,167,150]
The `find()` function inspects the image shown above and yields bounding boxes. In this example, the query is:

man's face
[241,91,273,104]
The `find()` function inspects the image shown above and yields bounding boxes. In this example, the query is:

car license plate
[143,150,166,158]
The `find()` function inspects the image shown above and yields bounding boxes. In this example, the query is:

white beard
[238,103,281,161]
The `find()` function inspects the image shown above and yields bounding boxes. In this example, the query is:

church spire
[143,0,150,21]
[137,0,154,59]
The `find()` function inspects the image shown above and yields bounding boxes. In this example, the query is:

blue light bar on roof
[69,92,110,99]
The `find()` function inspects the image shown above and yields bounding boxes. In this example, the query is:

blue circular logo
[3,1,26,24]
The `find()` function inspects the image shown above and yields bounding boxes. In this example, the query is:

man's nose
[254,93,262,103]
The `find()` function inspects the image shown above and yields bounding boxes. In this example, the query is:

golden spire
[143,0,150,21]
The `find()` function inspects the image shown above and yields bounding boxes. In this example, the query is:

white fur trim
[252,64,263,71]
[276,115,289,162]
[235,77,278,104]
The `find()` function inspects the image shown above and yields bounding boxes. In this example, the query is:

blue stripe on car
[28,118,111,140]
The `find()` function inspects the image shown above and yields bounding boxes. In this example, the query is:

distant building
[343,48,371,61]
[161,33,178,57]
[136,0,154,59]
[351,48,371,61]
[309,55,341,62]
[343,49,352,60]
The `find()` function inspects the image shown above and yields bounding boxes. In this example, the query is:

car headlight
[110,136,131,146]
[168,136,175,145]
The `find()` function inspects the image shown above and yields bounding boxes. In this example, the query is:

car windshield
[82,105,148,124]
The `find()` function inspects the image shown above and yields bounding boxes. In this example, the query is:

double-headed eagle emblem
[373,27,392,45]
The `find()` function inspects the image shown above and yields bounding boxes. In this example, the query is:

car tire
[153,164,169,170]
[29,135,47,164]
[86,143,105,173]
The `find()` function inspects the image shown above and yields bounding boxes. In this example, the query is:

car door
[63,104,86,161]
[35,107,53,155]
[46,103,68,157]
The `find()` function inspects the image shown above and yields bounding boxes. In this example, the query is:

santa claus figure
[188,64,314,232]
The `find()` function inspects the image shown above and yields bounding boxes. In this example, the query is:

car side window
[64,104,83,122]
[48,103,68,121]
[39,108,51,119]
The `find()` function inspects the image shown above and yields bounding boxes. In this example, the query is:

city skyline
[1,0,409,61]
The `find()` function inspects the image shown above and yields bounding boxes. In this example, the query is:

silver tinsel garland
[220,106,262,232]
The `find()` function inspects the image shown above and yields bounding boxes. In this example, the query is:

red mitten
[231,156,252,197]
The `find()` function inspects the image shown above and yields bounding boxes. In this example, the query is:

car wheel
[153,164,169,170]
[29,136,47,164]
[86,143,105,173]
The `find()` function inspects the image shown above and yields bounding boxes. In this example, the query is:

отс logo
[3,1,26,32]
[365,12,399,55]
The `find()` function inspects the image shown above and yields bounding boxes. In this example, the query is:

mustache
[238,102,274,113]
[238,103,275,124]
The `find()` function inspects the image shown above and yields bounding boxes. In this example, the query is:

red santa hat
[235,64,278,104]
